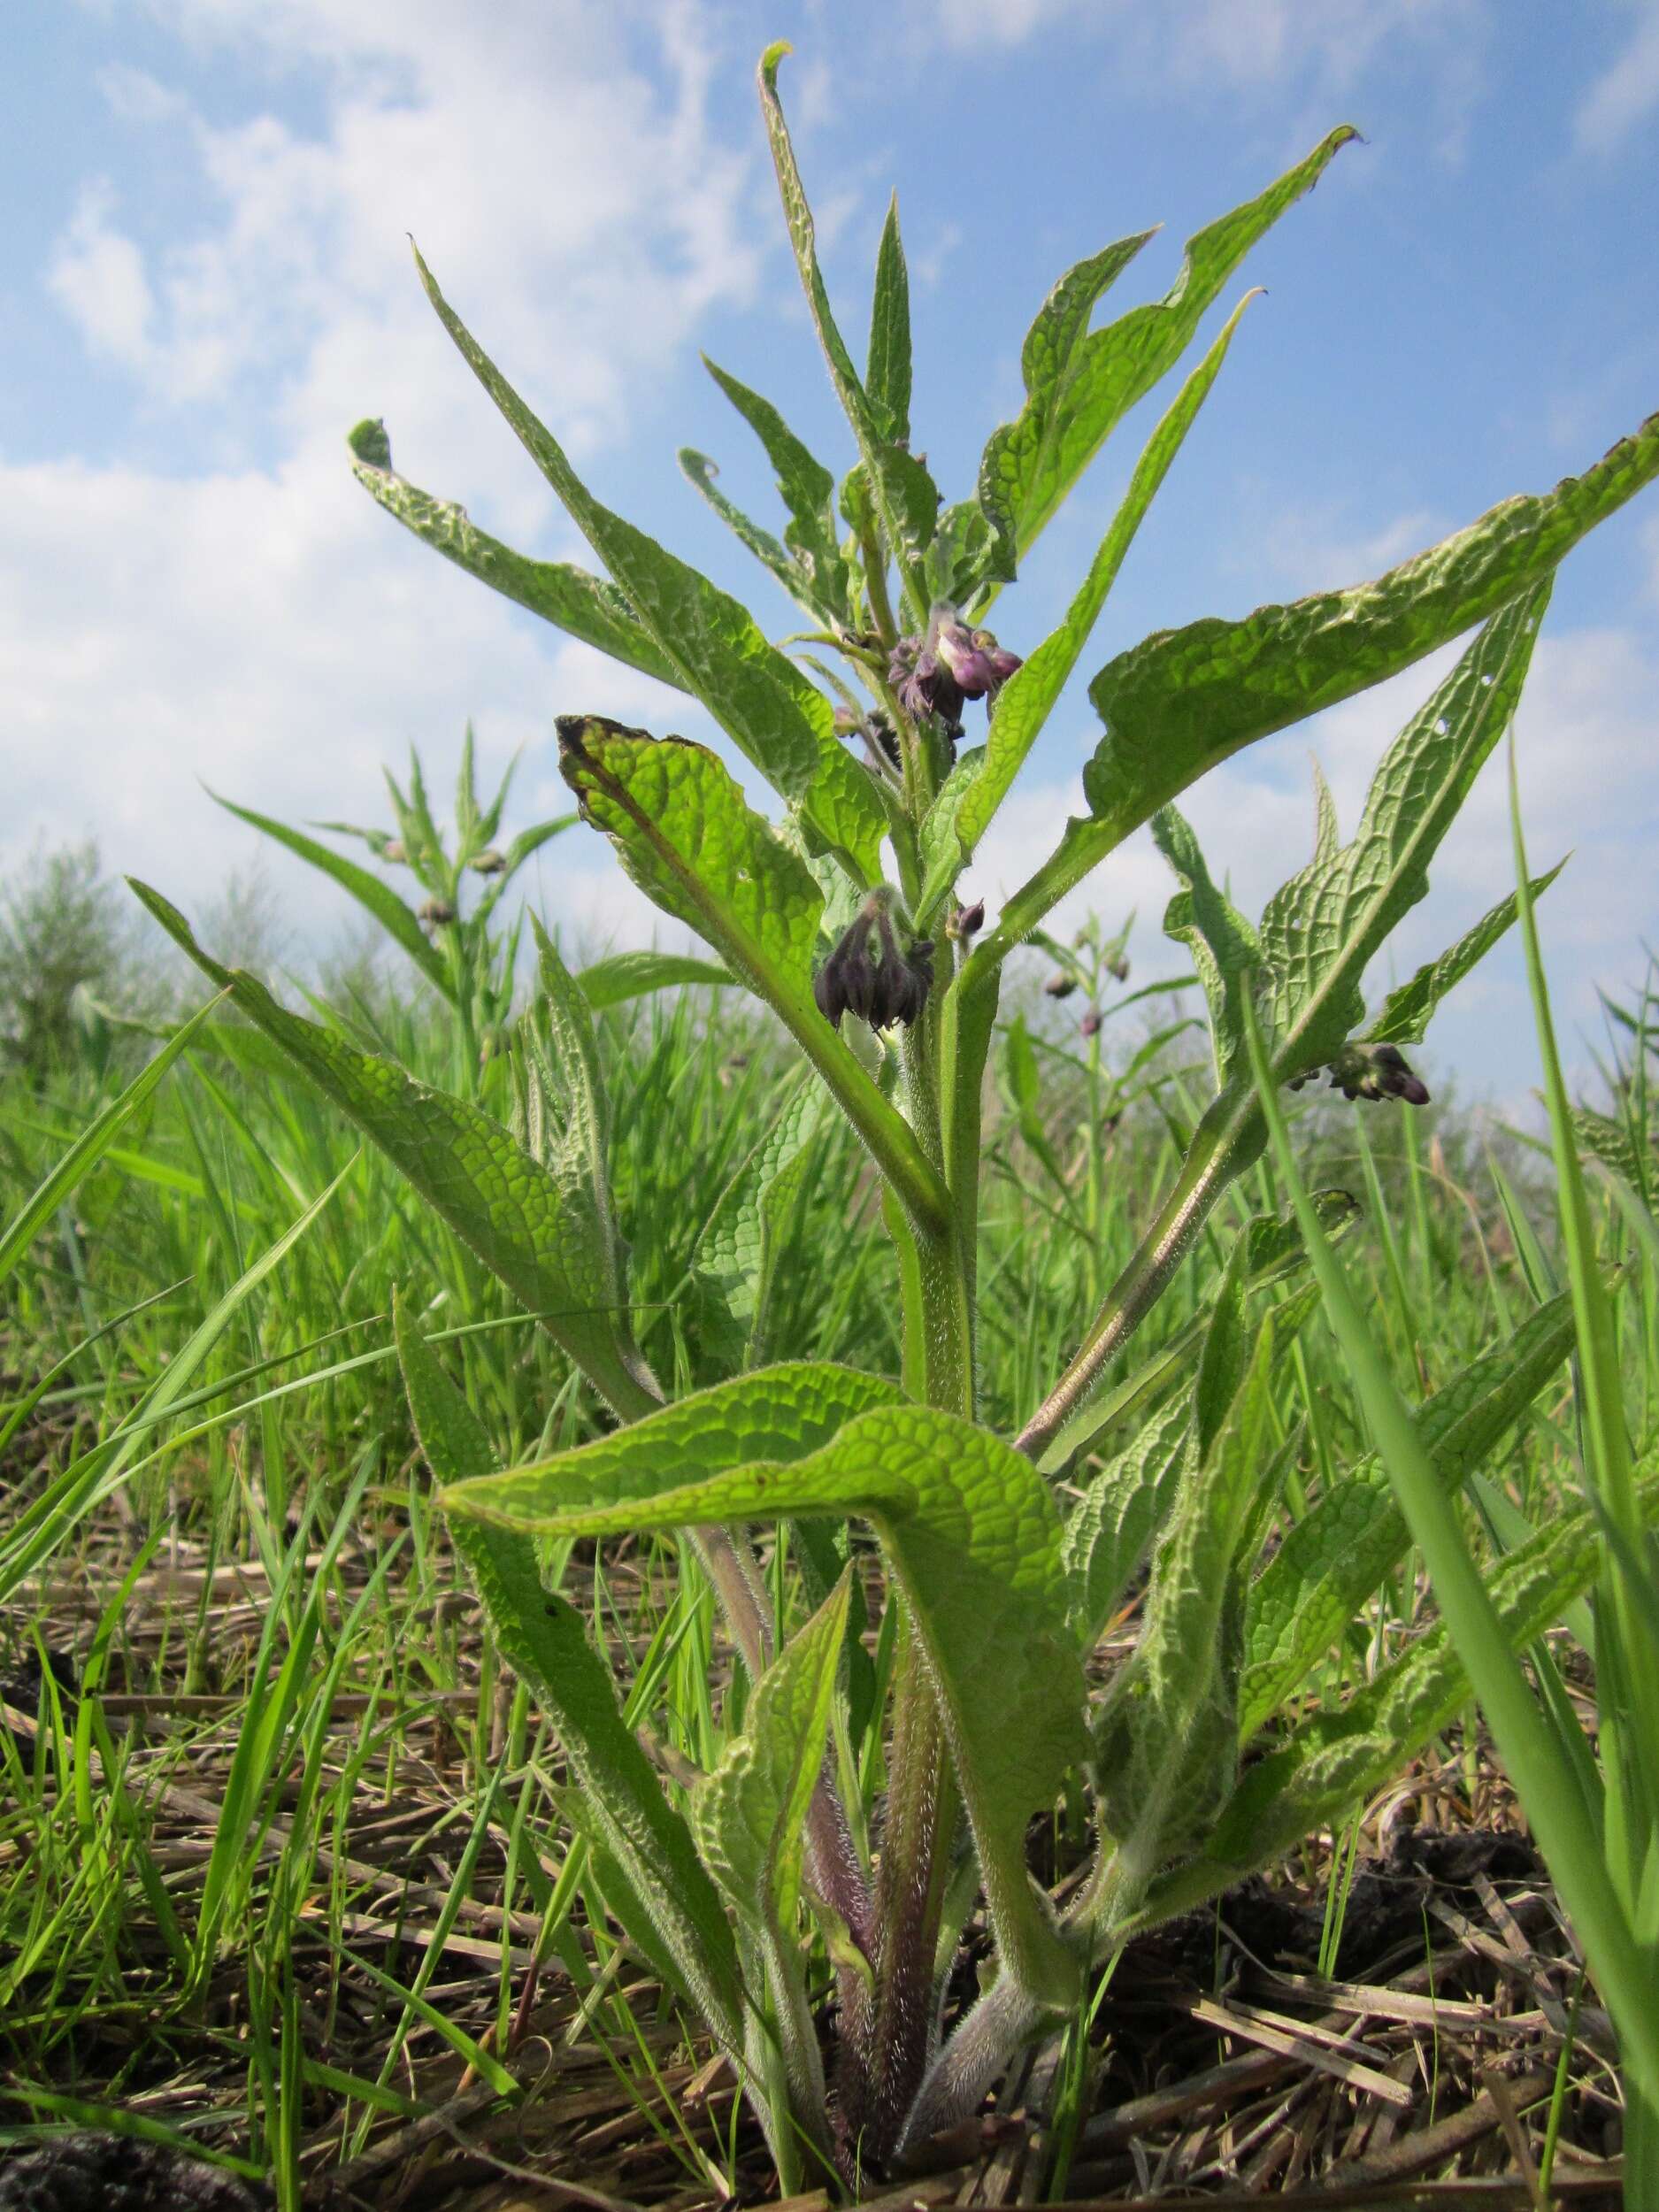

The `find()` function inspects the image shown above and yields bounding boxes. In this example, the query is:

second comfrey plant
[141,42,1659,2192]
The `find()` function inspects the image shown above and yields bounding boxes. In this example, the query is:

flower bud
[471,849,506,876]
[1044,973,1078,1000]
[812,904,933,1031]
[947,898,985,941]
[383,839,406,864]
[1080,1007,1102,1039]
[419,897,457,927]
[1108,955,1131,984]
[889,604,1021,726]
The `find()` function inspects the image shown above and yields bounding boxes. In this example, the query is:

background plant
[19,37,1659,2199]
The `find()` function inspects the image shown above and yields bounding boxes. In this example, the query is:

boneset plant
[133,48,1659,2190]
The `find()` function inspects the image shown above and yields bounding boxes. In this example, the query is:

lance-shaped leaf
[1094,1313,1279,1878]
[1238,1284,1582,1739]
[393,1303,743,2052]
[130,881,658,1418]
[1085,406,1659,839]
[576,949,733,1010]
[1152,802,1261,1086]
[693,1575,850,2171]
[1363,864,1564,1049]
[209,791,452,999]
[1062,1396,1191,1649]
[411,243,879,871]
[678,449,813,613]
[701,357,848,609]
[866,193,911,442]
[1257,589,1550,1074]
[1137,1458,1659,1934]
[979,130,1354,572]
[693,1572,851,1936]
[704,1081,833,1365]
[757,46,937,606]
[448,1394,1089,2006]
[558,718,824,1007]
[348,423,684,692]
[918,295,1259,918]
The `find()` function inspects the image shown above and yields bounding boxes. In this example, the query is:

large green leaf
[1062,1396,1190,1649]
[447,1388,1088,2006]
[1239,1285,1582,1739]
[692,1573,850,1938]
[1008,598,1554,1460]
[1139,1459,1659,1934]
[411,243,881,873]
[130,881,658,1418]
[393,1302,743,2051]
[347,423,684,691]
[678,448,810,613]
[918,294,1258,918]
[703,1080,833,1364]
[1256,588,1551,1073]
[1093,1313,1278,1878]
[1084,406,1659,840]
[557,718,824,1008]
[208,791,452,998]
[979,129,1354,572]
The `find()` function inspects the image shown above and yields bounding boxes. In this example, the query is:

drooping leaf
[448,1389,1089,2006]
[575,949,733,1010]
[979,129,1355,571]
[130,880,658,1418]
[348,426,687,692]
[209,792,453,998]
[918,295,1259,917]
[1085,409,1659,840]
[1141,1457,1659,1932]
[1238,1284,1583,1739]
[1363,864,1564,1048]
[866,193,912,442]
[557,718,824,1009]
[393,1302,743,2051]
[410,245,871,849]
[1152,803,1261,1085]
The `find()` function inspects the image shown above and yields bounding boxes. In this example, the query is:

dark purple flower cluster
[1294,1041,1431,1106]
[889,604,1021,726]
[813,903,934,1031]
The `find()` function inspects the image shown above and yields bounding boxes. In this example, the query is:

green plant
[134,45,1659,2188]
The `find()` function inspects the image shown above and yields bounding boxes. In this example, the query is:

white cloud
[1574,0,1659,153]
[47,184,157,372]
[8,0,769,961]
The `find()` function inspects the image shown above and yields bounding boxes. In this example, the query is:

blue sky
[4,0,1657,1102]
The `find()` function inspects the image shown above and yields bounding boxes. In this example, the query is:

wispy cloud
[1573,0,1659,153]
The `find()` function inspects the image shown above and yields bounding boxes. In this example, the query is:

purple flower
[889,605,1022,726]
